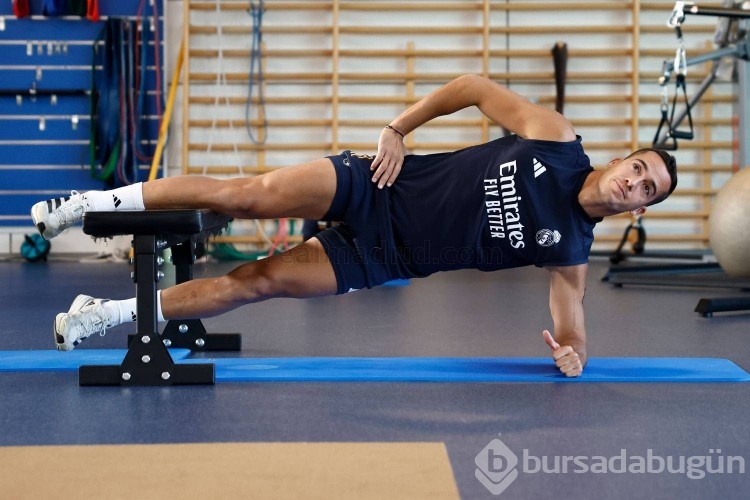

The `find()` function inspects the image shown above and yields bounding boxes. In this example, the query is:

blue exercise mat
[0,349,192,372]
[181,356,750,383]
[0,351,747,382]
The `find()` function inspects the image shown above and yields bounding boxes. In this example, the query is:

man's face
[600,150,672,214]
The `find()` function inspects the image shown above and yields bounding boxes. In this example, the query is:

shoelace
[71,305,112,342]
[51,191,87,227]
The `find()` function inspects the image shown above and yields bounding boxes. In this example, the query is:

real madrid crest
[536,229,561,247]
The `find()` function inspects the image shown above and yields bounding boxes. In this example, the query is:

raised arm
[544,263,589,377]
[371,74,576,187]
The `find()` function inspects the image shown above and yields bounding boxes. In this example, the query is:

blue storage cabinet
[0,0,164,229]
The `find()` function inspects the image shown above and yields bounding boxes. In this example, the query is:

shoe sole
[54,295,95,351]
[54,313,72,351]
[30,201,51,240]
[31,197,74,240]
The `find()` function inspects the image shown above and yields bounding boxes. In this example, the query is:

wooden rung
[664,164,734,173]
[189,96,335,106]
[190,2,333,11]
[188,95,734,107]
[189,119,334,128]
[188,143,334,152]
[190,1,636,13]
[647,141,734,150]
[638,94,734,104]
[491,2,633,11]
[671,188,719,196]
[340,1,482,11]
[186,166,277,176]
[190,49,334,58]
[638,211,711,219]
[571,118,635,127]
[639,118,734,126]
[640,70,728,81]
[190,118,494,129]
[189,47,637,59]
[492,25,633,35]
[188,71,635,83]
[190,117,672,129]
[537,95,633,104]
[640,25,717,34]
[190,24,645,36]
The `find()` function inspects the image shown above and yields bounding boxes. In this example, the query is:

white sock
[84,183,145,212]
[101,294,165,326]
[156,290,165,322]
[101,298,138,327]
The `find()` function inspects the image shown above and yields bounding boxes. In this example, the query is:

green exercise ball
[708,168,750,277]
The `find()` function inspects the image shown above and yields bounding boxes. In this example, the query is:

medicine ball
[708,168,750,277]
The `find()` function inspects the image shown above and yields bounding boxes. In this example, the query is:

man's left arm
[544,263,589,377]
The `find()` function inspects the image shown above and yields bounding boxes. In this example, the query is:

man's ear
[630,206,646,217]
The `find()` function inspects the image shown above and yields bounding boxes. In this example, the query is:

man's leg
[160,237,336,319]
[54,237,338,350]
[32,157,338,239]
[143,157,337,220]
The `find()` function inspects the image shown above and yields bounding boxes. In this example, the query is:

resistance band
[89,5,164,186]
[245,0,267,144]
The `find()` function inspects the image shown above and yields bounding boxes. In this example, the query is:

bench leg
[80,234,215,386]
[126,238,242,351]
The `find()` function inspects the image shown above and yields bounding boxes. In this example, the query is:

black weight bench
[79,209,242,386]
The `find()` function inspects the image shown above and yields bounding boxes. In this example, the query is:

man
[32,74,677,377]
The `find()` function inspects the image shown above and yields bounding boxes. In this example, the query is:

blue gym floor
[1,256,749,498]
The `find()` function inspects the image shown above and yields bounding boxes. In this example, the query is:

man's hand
[543,329,583,377]
[370,126,409,189]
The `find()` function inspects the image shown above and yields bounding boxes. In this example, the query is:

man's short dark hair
[625,147,678,206]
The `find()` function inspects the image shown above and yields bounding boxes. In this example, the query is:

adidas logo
[131,311,137,322]
[113,194,122,208]
[46,196,70,212]
[532,158,547,178]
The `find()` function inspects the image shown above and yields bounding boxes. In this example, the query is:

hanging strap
[68,0,87,17]
[42,0,65,16]
[89,20,122,183]
[653,25,694,150]
[86,0,100,22]
[668,73,694,141]
[653,69,675,150]
[245,0,268,144]
[12,0,29,18]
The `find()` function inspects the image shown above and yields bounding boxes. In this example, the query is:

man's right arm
[371,74,576,187]
[390,74,575,142]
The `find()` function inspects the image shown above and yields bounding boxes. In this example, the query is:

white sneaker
[31,191,92,240]
[54,295,114,351]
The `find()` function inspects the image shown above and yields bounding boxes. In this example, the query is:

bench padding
[82,209,231,238]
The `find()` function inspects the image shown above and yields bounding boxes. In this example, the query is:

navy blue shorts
[315,151,402,294]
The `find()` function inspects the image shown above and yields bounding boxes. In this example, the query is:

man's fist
[543,330,583,377]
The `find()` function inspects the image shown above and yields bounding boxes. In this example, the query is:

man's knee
[225,261,287,303]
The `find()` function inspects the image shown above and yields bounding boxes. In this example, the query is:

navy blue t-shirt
[380,134,598,278]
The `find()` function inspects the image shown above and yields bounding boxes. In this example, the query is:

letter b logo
[475,434,519,496]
